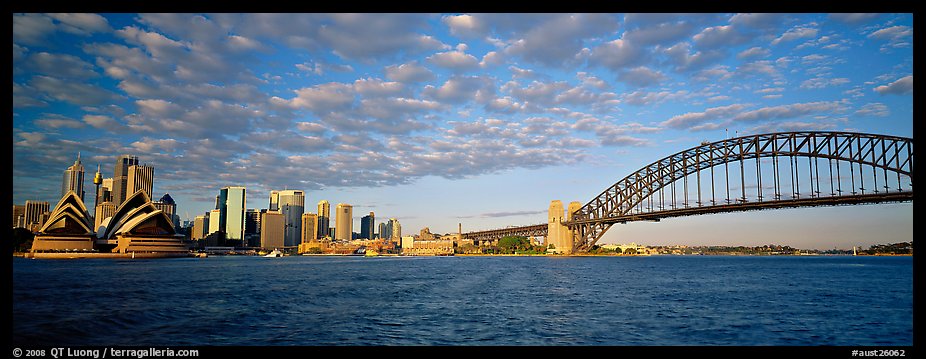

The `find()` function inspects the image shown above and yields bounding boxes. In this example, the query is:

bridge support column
[547,200,581,254]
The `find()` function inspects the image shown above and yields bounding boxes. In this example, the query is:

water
[12,255,912,346]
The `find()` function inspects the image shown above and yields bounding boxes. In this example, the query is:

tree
[498,236,530,254]
[12,228,34,253]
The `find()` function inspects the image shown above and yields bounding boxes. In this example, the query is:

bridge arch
[568,131,913,252]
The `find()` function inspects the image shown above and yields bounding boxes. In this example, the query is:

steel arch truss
[567,131,914,252]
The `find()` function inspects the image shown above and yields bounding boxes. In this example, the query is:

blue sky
[12,13,913,249]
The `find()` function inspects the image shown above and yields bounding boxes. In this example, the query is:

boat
[365,250,379,257]
[263,249,283,257]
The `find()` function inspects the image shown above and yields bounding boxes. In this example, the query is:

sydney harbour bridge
[462,131,914,253]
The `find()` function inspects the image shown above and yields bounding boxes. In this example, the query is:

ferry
[364,250,379,257]
[263,249,283,257]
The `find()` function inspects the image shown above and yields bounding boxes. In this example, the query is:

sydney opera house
[27,190,192,259]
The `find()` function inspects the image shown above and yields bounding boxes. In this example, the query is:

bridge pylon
[547,200,581,254]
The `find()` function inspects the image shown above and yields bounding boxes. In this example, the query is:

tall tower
[126,163,154,199]
[301,212,318,243]
[317,200,330,239]
[388,218,401,240]
[277,190,305,247]
[92,164,103,218]
[112,155,139,206]
[218,187,246,243]
[61,152,85,201]
[335,203,353,241]
[361,212,375,240]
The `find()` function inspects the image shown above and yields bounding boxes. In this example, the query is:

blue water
[11,255,912,346]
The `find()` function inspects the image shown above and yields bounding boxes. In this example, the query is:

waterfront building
[335,203,353,241]
[30,191,95,252]
[260,211,284,249]
[244,209,262,247]
[208,209,222,235]
[94,190,188,256]
[276,190,305,247]
[94,201,116,231]
[378,222,387,240]
[24,200,50,233]
[218,186,246,243]
[126,163,154,199]
[317,200,330,239]
[61,153,85,201]
[302,212,318,243]
[152,193,179,230]
[361,212,375,240]
[389,218,402,241]
[192,215,207,241]
[112,155,139,206]
[12,205,25,228]
[402,235,454,256]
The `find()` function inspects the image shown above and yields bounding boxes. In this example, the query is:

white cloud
[873,75,912,95]
[732,101,842,122]
[854,103,890,117]
[427,50,480,71]
[618,67,666,88]
[771,23,818,45]
[660,104,751,129]
[384,61,435,83]
[737,47,770,60]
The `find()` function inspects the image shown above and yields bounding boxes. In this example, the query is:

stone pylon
[548,200,581,254]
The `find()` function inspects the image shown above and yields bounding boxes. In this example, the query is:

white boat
[263,249,283,257]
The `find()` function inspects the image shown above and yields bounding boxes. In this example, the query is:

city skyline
[12,13,913,249]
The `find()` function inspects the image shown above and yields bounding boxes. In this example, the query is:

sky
[12,13,914,250]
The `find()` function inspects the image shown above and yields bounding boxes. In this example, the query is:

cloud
[29,76,119,106]
[384,61,435,83]
[737,47,770,60]
[732,101,842,122]
[800,76,850,89]
[829,13,879,24]
[504,14,620,67]
[617,67,666,88]
[423,76,493,104]
[26,52,99,79]
[427,50,480,71]
[873,75,912,95]
[854,103,890,117]
[660,104,752,129]
[35,116,85,130]
[771,23,818,45]
[693,25,749,49]
[588,39,646,70]
[12,13,56,46]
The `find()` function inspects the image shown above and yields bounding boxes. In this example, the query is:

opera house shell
[29,190,191,258]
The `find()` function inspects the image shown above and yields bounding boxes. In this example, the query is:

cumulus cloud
[873,75,912,95]
[732,101,842,122]
[660,104,752,129]
[854,103,890,117]
[771,23,819,45]
[427,50,480,71]
[737,47,770,60]
[617,67,666,88]
[384,61,435,83]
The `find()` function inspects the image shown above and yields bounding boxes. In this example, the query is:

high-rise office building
[317,200,330,239]
[152,193,179,230]
[378,222,387,239]
[126,163,154,199]
[260,211,284,249]
[269,191,280,212]
[301,212,318,243]
[112,155,139,206]
[388,218,401,240]
[361,212,375,240]
[61,153,85,201]
[208,209,222,235]
[192,215,207,241]
[335,203,353,241]
[245,209,261,235]
[275,190,304,247]
[24,200,50,233]
[218,186,246,243]
[12,205,25,228]
[94,202,116,231]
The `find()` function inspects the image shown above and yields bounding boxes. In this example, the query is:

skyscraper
[112,155,139,206]
[301,212,318,243]
[260,211,284,249]
[317,200,330,239]
[276,190,305,247]
[152,193,179,230]
[219,186,246,243]
[269,190,280,212]
[378,222,387,240]
[24,200,50,233]
[388,218,401,240]
[361,212,375,240]
[335,203,353,241]
[208,209,222,236]
[126,163,154,199]
[61,153,85,201]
